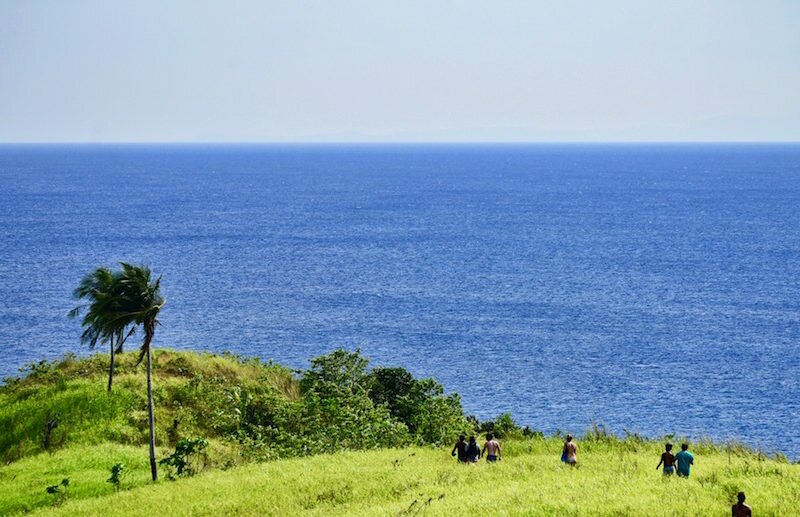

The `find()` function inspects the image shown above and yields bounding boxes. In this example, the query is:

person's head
[566,434,573,443]
[681,443,689,451]
[665,443,673,452]
[458,434,465,442]
[737,492,746,504]
[486,433,494,441]
[469,436,476,444]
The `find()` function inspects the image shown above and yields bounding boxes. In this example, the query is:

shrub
[474,413,523,439]
[369,368,470,445]
[45,478,70,506]
[107,462,125,491]
[159,438,208,479]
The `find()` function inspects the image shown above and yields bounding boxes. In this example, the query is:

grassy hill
[5,439,800,516]
[0,349,298,464]
[2,350,798,515]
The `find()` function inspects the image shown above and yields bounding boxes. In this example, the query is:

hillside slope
[18,440,800,516]
[2,350,798,515]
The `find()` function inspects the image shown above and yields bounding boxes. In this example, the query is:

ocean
[1,143,799,455]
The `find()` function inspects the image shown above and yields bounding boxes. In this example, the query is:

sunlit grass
[1,438,795,516]
[3,350,797,515]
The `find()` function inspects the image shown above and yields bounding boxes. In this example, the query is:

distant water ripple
[1,144,799,455]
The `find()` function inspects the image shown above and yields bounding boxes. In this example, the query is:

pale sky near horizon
[1,0,799,143]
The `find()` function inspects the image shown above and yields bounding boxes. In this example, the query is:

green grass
[0,444,150,514]
[3,438,795,516]
[0,349,298,463]
[3,350,797,515]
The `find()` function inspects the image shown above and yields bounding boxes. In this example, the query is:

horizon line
[1,140,799,146]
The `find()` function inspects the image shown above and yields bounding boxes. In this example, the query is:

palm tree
[69,267,135,392]
[115,263,165,482]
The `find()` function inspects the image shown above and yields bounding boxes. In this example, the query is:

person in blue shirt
[675,443,694,477]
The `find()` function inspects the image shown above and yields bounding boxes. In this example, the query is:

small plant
[107,462,125,491]
[43,417,60,450]
[160,438,208,479]
[45,478,69,505]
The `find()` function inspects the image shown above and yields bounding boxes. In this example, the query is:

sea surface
[1,144,799,455]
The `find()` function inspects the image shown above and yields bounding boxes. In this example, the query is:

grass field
[3,350,797,515]
[2,437,797,516]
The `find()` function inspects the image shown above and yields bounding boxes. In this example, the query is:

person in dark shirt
[656,443,676,475]
[451,435,467,463]
[465,435,481,463]
[732,492,752,517]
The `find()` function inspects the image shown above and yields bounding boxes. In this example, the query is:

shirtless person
[482,433,502,462]
[732,492,752,517]
[656,443,676,475]
[563,434,577,465]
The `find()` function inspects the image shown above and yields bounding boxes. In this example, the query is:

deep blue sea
[1,144,799,455]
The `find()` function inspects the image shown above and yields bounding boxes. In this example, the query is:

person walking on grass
[482,433,502,462]
[732,492,752,517]
[465,436,481,463]
[675,443,694,478]
[562,434,577,465]
[451,435,467,463]
[656,443,676,475]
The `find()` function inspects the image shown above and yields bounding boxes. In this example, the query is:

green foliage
[0,350,296,463]
[300,348,372,397]
[107,463,125,491]
[69,267,126,351]
[13,348,799,515]
[159,438,208,479]
[17,443,800,516]
[45,478,70,506]
[279,349,411,453]
[474,412,524,439]
[0,378,139,462]
[370,367,470,445]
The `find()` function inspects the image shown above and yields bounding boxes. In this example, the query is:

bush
[370,368,469,445]
[474,413,523,439]
[159,438,208,479]
[107,462,125,491]
[295,350,410,452]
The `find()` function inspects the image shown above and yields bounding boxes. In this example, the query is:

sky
[1,0,798,143]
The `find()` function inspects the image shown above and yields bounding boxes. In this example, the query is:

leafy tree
[159,438,208,479]
[300,349,372,397]
[474,412,523,439]
[68,267,135,392]
[115,263,166,481]
[369,367,415,413]
[369,367,469,445]
[69,263,164,480]
[298,349,409,451]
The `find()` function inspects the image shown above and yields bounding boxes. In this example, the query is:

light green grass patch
[0,444,150,515]
[21,439,800,516]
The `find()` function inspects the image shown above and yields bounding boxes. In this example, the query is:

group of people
[450,433,502,463]
[655,442,694,477]
[449,434,753,515]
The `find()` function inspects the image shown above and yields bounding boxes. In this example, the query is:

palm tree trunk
[146,339,158,481]
[107,334,115,393]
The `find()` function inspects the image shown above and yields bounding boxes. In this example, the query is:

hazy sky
[1,0,798,142]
